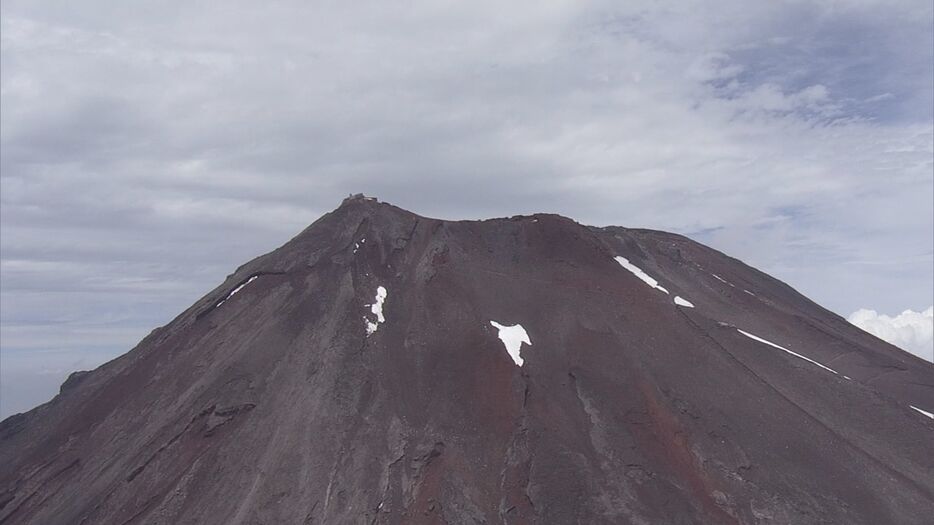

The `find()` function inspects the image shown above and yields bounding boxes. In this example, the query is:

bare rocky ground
[1,195,932,524]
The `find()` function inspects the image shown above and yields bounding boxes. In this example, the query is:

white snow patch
[737,329,840,376]
[217,275,259,307]
[674,296,695,308]
[489,321,531,366]
[371,286,387,322]
[847,307,933,362]
[364,286,388,336]
[910,405,934,419]
[614,256,669,295]
[712,273,736,287]
[353,238,367,253]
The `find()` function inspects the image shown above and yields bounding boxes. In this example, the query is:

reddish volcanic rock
[1,195,932,524]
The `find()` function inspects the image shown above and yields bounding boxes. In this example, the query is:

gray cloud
[1,0,932,416]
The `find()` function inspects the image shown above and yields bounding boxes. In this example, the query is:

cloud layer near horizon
[849,307,934,362]
[1,1,932,416]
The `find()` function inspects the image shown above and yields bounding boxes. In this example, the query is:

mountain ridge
[1,195,932,524]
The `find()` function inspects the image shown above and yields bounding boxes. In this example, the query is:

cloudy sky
[1,0,932,417]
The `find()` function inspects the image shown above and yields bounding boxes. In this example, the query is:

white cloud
[848,307,934,362]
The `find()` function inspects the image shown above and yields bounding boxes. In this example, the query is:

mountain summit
[2,196,933,524]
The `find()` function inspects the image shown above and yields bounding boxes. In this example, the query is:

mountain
[1,195,932,524]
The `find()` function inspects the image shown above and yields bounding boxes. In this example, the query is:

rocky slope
[1,195,932,524]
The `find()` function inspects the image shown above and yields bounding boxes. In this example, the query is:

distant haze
[1,1,932,417]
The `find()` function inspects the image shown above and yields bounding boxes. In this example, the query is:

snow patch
[353,238,367,254]
[371,286,387,322]
[614,256,669,295]
[737,329,840,376]
[674,296,695,308]
[489,321,531,366]
[712,273,736,287]
[364,286,388,336]
[910,405,934,419]
[216,275,259,307]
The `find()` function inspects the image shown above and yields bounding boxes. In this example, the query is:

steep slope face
[1,196,932,524]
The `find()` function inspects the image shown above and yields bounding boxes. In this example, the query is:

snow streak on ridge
[614,256,669,294]
[737,329,840,376]
[217,275,259,307]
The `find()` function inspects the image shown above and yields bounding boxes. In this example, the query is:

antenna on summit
[344,193,377,203]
